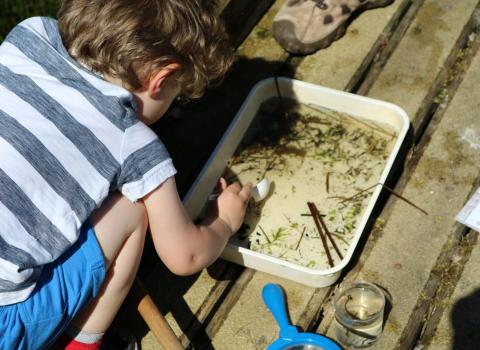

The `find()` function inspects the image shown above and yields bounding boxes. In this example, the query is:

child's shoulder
[9,16,55,37]
[2,16,61,57]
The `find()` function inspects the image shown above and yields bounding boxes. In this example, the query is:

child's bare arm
[143,177,251,276]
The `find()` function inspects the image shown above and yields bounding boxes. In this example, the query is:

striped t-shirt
[0,17,177,305]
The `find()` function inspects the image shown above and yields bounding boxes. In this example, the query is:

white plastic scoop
[251,178,270,202]
[208,178,270,202]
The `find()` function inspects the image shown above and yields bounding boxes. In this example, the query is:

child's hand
[215,178,252,234]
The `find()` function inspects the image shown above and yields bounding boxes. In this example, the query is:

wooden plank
[354,0,426,95]
[410,229,477,349]
[391,11,480,350]
[234,0,288,60]
[315,3,480,348]
[317,2,480,343]
[217,0,231,13]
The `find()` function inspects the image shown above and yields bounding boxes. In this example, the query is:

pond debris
[304,103,397,139]
[226,97,399,269]
[317,207,343,259]
[259,225,271,244]
[308,202,334,267]
[326,171,331,193]
[294,226,307,250]
[335,182,429,216]
[309,202,343,260]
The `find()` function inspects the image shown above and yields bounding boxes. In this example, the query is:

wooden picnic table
[116,1,480,349]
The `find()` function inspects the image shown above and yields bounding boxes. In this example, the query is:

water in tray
[226,97,398,270]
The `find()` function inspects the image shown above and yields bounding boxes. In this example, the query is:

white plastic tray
[184,77,409,287]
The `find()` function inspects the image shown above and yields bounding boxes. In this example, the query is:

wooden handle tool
[130,278,184,350]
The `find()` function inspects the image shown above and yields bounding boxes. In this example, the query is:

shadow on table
[450,288,480,349]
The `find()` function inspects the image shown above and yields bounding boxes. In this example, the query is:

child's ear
[147,63,180,98]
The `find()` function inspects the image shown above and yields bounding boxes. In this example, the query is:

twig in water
[326,172,331,193]
[260,153,278,179]
[274,76,285,116]
[331,232,350,245]
[294,227,307,250]
[337,183,429,216]
[303,103,396,138]
[307,202,334,267]
[334,183,378,203]
[316,207,343,259]
[259,225,271,244]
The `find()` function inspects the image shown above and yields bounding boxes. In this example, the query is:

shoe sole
[273,0,395,55]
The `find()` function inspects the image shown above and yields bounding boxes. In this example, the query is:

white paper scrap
[456,187,480,232]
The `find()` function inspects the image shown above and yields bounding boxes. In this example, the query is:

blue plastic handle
[263,283,342,350]
[262,283,292,332]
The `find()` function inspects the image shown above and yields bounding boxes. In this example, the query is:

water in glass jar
[333,281,385,348]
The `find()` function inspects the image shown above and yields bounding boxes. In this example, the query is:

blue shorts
[0,222,106,350]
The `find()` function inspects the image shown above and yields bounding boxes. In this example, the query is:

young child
[0,1,251,349]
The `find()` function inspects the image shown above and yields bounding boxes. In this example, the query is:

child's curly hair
[58,0,234,98]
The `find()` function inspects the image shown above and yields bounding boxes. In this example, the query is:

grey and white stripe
[0,200,51,263]
[8,24,136,130]
[0,111,95,219]
[0,62,119,178]
[0,17,176,305]
[0,85,110,203]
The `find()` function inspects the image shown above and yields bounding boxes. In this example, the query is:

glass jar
[333,281,385,348]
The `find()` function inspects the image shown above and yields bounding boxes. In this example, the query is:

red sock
[56,333,103,350]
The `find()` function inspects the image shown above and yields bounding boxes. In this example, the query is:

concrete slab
[368,0,479,123]
[425,49,480,350]
[295,0,403,89]
[211,272,316,350]
[323,28,480,349]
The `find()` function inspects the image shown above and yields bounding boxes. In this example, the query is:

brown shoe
[273,0,394,55]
